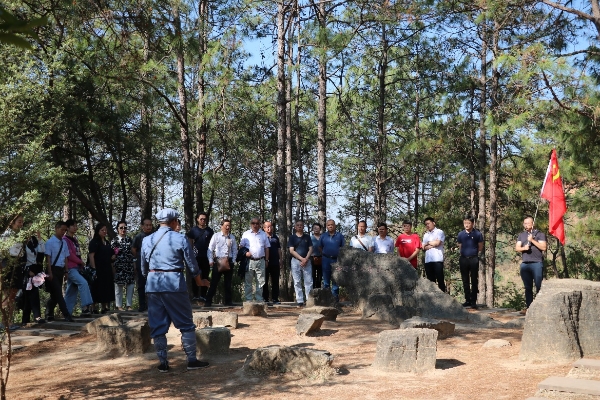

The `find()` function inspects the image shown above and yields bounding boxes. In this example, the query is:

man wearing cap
[140,208,210,372]
[239,217,270,302]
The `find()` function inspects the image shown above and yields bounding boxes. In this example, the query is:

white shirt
[350,234,373,251]
[240,229,270,258]
[423,227,445,263]
[207,232,237,260]
[26,238,45,266]
[373,236,394,254]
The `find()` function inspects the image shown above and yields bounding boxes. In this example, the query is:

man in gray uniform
[140,208,210,372]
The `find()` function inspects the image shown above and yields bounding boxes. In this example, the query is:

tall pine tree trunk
[195,0,209,218]
[374,24,388,226]
[477,20,488,306]
[173,4,193,227]
[315,0,327,226]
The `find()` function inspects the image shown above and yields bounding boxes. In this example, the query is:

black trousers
[188,256,211,298]
[45,266,70,318]
[312,258,323,289]
[424,261,446,292]
[22,286,41,324]
[206,259,233,304]
[262,265,280,301]
[136,265,147,312]
[459,256,479,305]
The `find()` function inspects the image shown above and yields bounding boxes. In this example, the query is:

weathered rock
[503,317,525,329]
[195,327,231,355]
[85,314,123,335]
[301,306,339,321]
[242,302,268,317]
[192,311,238,329]
[192,312,213,329]
[332,248,493,325]
[307,288,337,307]
[520,279,600,362]
[399,316,455,339]
[242,345,334,376]
[296,314,325,335]
[96,319,151,354]
[210,311,239,328]
[483,339,511,348]
[372,328,438,373]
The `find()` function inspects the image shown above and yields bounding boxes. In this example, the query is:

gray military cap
[155,208,179,223]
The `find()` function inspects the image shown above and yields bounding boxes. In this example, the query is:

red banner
[540,149,567,244]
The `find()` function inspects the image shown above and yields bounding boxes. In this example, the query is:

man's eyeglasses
[251,222,260,225]
[119,227,127,230]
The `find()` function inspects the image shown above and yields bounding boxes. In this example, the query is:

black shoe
[462,301,471,307]
[46,316,55,322]
[80,308,91,317]
[187,360,209,370]
[272,299,281,304]
[224,302,234,306]
[297,302,305,307]
[35,317,46,324]
[471,304,479,310]
[203,301,212,307]
[158,362,169,373]
[65,316,74,322]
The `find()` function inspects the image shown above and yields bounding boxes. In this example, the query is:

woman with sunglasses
[112,221,135,311]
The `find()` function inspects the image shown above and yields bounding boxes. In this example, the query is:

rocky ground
[7,305,571,400]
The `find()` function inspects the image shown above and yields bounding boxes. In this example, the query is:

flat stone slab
[12,329,80,337]
[86,314,123,335]
[538,376,600,396]
[301,306,339,321]
[242,345,334,376]
[11,345,24,352]
[573,359,600,370]
[44,321,87,331]
[10,336,54,346]
[399,317,455,339]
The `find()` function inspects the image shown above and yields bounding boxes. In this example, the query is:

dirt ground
[7,306,571,400]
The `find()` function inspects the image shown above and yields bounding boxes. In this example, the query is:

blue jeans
[520,261,543,307]
[321,256,339,300]
[64,268,93,314]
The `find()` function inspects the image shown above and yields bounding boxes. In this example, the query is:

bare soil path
[8,307,570,400]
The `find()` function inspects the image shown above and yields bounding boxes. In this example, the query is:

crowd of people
[0,211,544,340]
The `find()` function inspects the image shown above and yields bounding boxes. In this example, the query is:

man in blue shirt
[457,216,484,309]
[44,221,74,322]
[319,219,344,302]
[141,208,210,372]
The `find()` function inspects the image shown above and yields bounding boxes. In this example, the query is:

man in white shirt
[422,217,446,292]
[349,221,374,252]
[373,222,394,254]
[205,219,237,307]
[239,217,270,302]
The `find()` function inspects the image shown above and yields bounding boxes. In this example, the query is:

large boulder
[520,279,600,362]
[242,345,334,376]
[372,328,438,373]
[332,248,492,325]
[96,319,151,354]
[400,316,455,339]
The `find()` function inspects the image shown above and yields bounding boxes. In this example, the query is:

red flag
[540,149,567,244]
